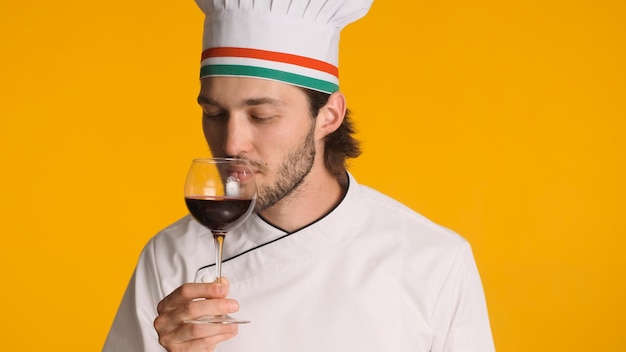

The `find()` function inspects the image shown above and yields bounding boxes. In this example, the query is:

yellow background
[1,0,624,350]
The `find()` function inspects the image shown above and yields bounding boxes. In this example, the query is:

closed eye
[203,112,227,120]
[201,106,228,120]
[251,115,276,123]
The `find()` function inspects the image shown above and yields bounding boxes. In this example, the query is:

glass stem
[213,232,226,283]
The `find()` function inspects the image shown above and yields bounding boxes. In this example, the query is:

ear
[315,91,346,140]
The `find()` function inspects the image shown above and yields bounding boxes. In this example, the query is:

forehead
[199,76,309,107]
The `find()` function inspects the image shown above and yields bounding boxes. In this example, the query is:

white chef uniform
[104,173,495,351]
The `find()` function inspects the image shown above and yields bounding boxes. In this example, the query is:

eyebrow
[197,96,218,106]
[197,96,285,107]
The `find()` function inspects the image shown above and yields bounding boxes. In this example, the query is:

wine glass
[183,157,257,324]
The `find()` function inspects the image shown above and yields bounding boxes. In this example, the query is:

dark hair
[302,88,362,180]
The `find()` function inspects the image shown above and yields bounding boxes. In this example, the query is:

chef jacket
[104,172,495,351]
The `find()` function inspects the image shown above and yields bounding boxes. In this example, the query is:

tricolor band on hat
[195,0,374,94]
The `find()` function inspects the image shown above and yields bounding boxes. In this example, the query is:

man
[104,0,495,351]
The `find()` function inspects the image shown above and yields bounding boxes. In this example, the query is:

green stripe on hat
[200,64,338,94]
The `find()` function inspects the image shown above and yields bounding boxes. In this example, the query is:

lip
[224,167,255,182]
[215,157,263,178]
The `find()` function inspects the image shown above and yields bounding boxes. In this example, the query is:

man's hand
[154,279,240,351]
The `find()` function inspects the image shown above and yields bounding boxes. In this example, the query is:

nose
[222,113,252,158]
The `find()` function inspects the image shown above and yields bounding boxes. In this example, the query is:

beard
[253,124,316,212]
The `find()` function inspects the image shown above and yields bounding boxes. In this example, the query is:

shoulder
[358,183,467,244]
[137,215,209,286]
[346,180,482,302]
[351,181,472,269]
[148,215,202,248]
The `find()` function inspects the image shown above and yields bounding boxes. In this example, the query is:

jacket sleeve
[103,238,166,352]
[431,242,496,352]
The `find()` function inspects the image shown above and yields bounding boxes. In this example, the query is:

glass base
[184,314,250,325]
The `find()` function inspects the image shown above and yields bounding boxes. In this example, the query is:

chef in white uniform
[103,0,496,351]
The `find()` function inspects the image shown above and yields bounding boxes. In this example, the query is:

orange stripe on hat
[201,47,339,78]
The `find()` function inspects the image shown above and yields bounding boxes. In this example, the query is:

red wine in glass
[185,196,254,232]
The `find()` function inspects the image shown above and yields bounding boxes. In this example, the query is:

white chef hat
[195,0,374,94]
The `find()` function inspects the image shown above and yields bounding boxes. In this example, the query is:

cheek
[259,129,300,155]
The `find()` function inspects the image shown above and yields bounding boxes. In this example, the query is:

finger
[159,322,238,349]
[154,297,240,335]
[184,329,239,351]
[180,297,240,325]
[157,281,230,314]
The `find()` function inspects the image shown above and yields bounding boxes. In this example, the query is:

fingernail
[228,299,239,311]
[217,283,227,296]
